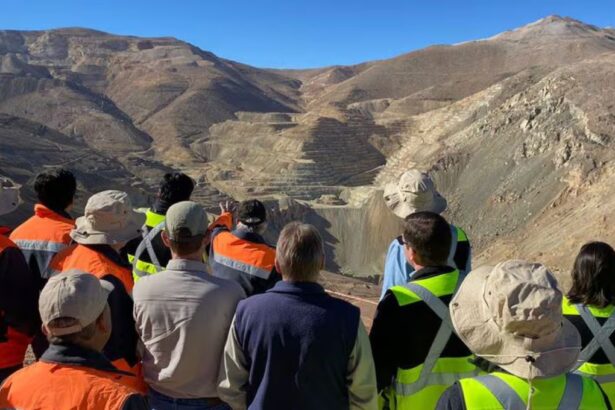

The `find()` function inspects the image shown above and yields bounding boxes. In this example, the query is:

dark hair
[402,212,451,266]
[159,173,195,205]
[276,222,324,281]
[567,242,615,308]
[167,227,204,256]
[34,168,76,211]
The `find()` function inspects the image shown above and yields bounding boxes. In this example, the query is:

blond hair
[276,222,324,281]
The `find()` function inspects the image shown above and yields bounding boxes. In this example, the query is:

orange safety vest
[48,244,141,381]
[0,361,142,409]
[49,244,134,295]
[211,231,276,278]
[9,204,74,279]
[0,236,31,369]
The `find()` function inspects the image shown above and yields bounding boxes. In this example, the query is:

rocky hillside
[2,16,615,280]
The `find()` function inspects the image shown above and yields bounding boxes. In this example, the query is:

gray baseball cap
[40,272,114,337]
[165,201,209,242]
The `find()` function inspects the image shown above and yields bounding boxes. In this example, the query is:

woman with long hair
[564,241,615,405]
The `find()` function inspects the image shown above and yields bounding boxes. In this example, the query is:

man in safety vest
[48,190,144,378]
[210,199,280,296]
[0,273,148,409]
[370,211,478,409]
[0,177,39,381]
[9,168,76,357]
[124,172,196,282]
[437,260,611,410]
[380,170,471,300]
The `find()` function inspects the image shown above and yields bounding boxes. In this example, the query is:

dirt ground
[320,271,380,330]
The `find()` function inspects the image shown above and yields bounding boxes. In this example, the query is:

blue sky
[1,0,614,68]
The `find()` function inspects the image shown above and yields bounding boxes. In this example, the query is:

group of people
[0,167,614,410]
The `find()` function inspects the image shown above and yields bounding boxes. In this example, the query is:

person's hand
[219,200,237,214]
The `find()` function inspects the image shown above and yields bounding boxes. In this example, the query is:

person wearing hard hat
[380,170,471,300]
[0,177,39,381]
[437,260,611,409]
[0,273,148,409]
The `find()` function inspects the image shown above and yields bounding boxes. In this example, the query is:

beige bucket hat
[71,190,145,245]
[384,170,447,219]
[451,260,581,379]
[0,176,21,216]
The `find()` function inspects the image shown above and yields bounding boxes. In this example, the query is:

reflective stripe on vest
[131,221,165,282]
[389,270,479,408]
[460,372,605,410]
[563,296,615,401]
[12,239,68,279]
[211,231,275,279]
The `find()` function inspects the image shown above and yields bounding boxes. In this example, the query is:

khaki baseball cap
[40,272,114,337]
[165,201,208,242]
[384,170,447,219]
[0,176,21,216]
[451,260,581,379]
[71,190,145,245]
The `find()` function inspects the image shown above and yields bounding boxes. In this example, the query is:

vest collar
[34,204,74,223]
[166,259,208,275]
[145,209,166,228]
[268,280,325,295]
[41,343,132,375]
[232,228,269,245]
[412,265,456,282]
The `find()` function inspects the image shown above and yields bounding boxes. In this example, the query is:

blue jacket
[233,281,361,410]
[379,224,471,300]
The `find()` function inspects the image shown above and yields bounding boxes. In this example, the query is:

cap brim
[100,279,115,294]
[71,210,146,245]
[451,265,581,379]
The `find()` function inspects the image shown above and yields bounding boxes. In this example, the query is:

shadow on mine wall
[263,192,403,281]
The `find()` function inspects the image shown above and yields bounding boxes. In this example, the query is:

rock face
[2,16,615,279]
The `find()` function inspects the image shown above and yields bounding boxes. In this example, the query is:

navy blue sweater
[234,281,360,410]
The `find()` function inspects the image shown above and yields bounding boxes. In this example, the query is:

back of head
[238,199,267,226]
[164,201,207,257]
[568,241,615,308]
[276,222,324,282]
[40,272,113,350]
[35,168,76,211]
[403,211,451,266]
[158,173,195,205]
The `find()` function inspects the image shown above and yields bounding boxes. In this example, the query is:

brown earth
[2,16,615,287]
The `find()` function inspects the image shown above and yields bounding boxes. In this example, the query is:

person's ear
[161,231,171,248]
[404,245,419,267]
[275,260,282,275]
[41,324,50,337]
[96,306,111,333]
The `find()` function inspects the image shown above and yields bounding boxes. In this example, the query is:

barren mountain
[1,16,615,283]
